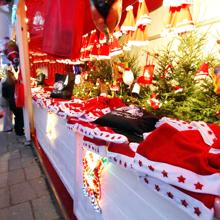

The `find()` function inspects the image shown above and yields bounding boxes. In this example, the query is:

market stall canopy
[26,0,162,59]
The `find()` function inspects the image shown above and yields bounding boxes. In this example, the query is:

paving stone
[0,153,10,173]
[0,132,8,148]
[10,182,37,205]
[9,150,21,160]
[0,207,9,220]
[29,177,49,197]
[8,158,22,171]
[21,157,38,168]
[9,202,34,220]
[0,172,8,189]
[8,142,24,151]
[21,148,34,159]
[0,188,10,209]
[24,165,42,180]
[0,146,7,155]
[32,195,60,220]
[8,169,25,185]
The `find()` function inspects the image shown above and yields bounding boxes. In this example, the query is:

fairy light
[82,150,109,213]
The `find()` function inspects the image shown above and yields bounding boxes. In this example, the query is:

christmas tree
[140,31,220,124]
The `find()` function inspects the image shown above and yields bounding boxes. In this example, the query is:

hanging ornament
[122,67,134,86]
[213,64,220,94]
[162,3,194,36]
[113,26,122,39]
[99,32,107,44]
[87,30,99,51]
[90,43,100,60]
[75,74,81,85]
[195,62,209,80]
[147,93,162,110]
[136,0,151,28]
[131,82,141,95]
[128,25,149,47]
[121,5,136,33]
[99,43,110,60]
[109,36,123,57]
[90,0,122,35]
[173,85,183,93]
[137,55,154,85]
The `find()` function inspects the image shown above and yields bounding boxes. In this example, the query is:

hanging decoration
[194,62,209,80]
[128,25,149,46]
[162,1,194,36]
[137,53,154,85]
[122,67,134,87]
[90,0,122,36]
[82,150,109,213]
[147,93,162,110]
[135,0,151,27]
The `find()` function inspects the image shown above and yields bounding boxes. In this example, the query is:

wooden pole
[15,0,34,142]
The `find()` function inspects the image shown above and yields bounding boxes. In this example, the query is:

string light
[82,150,109,213]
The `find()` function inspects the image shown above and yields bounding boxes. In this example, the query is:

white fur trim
[129,143,139,152]
[134,154,220,196]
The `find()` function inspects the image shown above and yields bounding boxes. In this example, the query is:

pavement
[0,116,64,220]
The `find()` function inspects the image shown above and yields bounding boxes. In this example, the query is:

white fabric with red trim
[107,152,134,170]
[134,154,220,196]
[91,127,128,144]
[83,140,107,157]
[139,175,213,220]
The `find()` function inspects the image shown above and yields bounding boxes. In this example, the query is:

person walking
[0,76,13,132]
[2,69,24,136]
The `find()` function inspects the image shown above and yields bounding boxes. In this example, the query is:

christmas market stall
[11,0,220,219]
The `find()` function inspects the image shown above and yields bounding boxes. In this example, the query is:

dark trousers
[13,108,24,136]
[9,103,24,136]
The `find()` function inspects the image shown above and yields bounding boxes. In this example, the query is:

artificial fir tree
[141,31,220,124]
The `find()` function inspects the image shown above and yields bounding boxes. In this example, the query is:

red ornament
[137,64,154,85]
[147,93,162,110]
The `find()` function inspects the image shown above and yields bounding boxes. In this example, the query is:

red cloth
[42,0,86,58]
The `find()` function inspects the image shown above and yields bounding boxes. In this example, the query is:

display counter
[33,102,195,220]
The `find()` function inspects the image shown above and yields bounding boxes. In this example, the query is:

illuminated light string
[82,150,109,213]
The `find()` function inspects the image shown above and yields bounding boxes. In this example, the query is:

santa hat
[195,62,209,80]
[134,122,220,196]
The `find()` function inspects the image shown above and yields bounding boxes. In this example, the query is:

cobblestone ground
[0,127,64,220]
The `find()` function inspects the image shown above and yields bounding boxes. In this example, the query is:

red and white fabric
[139,175,214,220]
[155,117,217,146]
[83,136,107,157]
[107,142,137,170]
[134,122,220,196]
